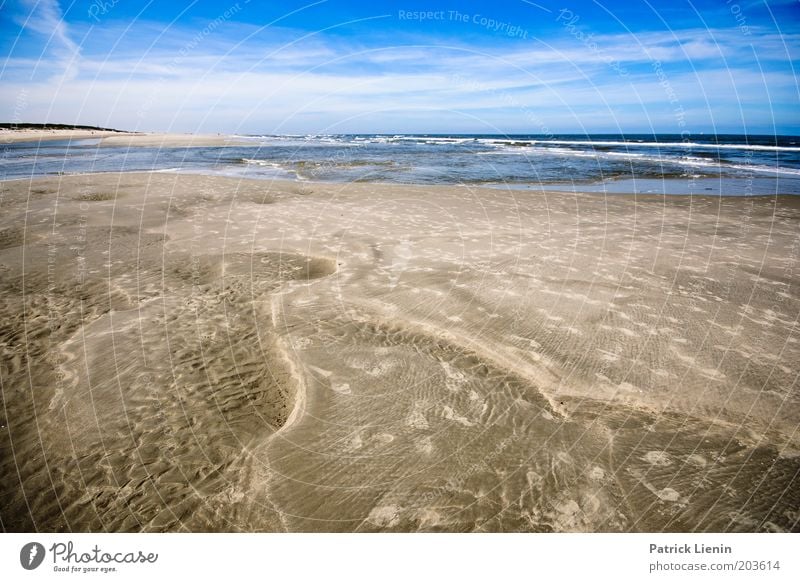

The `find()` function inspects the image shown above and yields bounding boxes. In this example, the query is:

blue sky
[1,0,798,134]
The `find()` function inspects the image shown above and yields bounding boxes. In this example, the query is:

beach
[0,128,127,143]
[0,168,798,532]
[0,129,251,146]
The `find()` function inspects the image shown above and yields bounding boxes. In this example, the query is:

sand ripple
[1,173,798,532]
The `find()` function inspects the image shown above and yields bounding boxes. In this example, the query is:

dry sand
[0,129,252,147]
[0,129,128,143]
[0,172,798,532]
[99,134,252,147]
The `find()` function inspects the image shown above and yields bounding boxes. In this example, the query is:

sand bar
[0,129,130,143]
[0,129,252,147]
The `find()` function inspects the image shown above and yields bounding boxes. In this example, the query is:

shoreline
[3,130,799,197]
[2,168,798,199]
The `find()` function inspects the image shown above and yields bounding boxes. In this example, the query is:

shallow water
[3,134,800,195]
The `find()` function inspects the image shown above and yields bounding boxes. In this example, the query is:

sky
[0,0,798,134]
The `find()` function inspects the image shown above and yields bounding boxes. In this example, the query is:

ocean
[3,133,800,195]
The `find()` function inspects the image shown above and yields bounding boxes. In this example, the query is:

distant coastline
[0,126,239,146]
[0,122,128,132]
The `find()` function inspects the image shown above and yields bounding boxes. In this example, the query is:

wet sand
[0,172,798,532]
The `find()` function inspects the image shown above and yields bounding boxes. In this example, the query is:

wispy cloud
[0,5,797,133]
[16,0,80,80]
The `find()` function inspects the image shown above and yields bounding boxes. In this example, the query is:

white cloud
[0,14,797,133]
[17,0,81,80]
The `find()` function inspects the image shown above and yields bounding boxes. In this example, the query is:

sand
[0,129,129,143]
[0,172,798,532]
[98,134,253,147]
[0,129,252,147]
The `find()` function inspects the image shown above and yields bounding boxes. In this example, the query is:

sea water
[3,133,799,195]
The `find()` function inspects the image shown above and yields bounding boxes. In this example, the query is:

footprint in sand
[331,382,351,395]
[654,488,681,502]
[415,436,434,455]
[589,466,606,481]
[367,505,401,527]
[442,406,474,427]
[686,454,707,467]
[406,408,429,429]
[440,361,467,392]
[643,451,673,467]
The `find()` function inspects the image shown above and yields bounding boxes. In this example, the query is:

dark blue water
[3,134,800,195]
